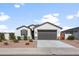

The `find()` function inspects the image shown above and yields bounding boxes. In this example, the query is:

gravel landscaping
[61,40,79,48]
[0,40,79,48]
[0,40,37,48]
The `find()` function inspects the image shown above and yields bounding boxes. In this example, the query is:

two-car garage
[34,22,62,40]
[38,30,57,40]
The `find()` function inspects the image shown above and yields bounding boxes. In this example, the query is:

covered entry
[38,30,57,40]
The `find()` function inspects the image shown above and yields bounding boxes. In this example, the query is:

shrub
[0,33,6,41]
[9,33,16,40]
[4,42,9,45]
[25,42,29,45]
[13,39,19,43]
[67,35,75,40]
[24,36,27,40]
[17,36,21,40]
[0,39,2,42]
[0,37,2,42]
[29,39,33,42]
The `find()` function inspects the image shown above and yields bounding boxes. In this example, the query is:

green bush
[0,33,5,41]
[13,39,19,43]
[0,39,2,42]
[29,39,33,42]
[67,35,75,40]
[9,33,16,40]
[24,36,27,40]
[17,36,21,40]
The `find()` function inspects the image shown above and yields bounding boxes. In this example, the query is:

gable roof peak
[16,25,30,30]
[34,22,62,29]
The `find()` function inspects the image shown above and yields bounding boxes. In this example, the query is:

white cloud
[14,4,21,8]
[0,29,15,32]
[0,25,8,29]
[53,13,59,16]
[34,14,60,25]
[14,3,24,8]
[66,11,79,20]
[0,12,4,15]
[66,15,74,20]
[0,12,10,21]
[0,25,14,32]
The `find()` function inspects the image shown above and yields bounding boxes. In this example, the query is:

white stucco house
[0,22,62,40]
[15,22,62,40]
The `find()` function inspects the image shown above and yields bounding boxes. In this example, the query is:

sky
[0,3,79,32]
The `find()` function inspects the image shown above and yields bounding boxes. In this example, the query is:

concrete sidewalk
[0,48,79,56]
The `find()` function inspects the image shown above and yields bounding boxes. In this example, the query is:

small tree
[17,36,21,40]
[9,33,16,40]
[0,36,2,42]
[0,33,2,42]
[0,33,5,41]
[1,33,5,40]
[67,35,75,40]
[0,39,2,42]
[24,36,27,40]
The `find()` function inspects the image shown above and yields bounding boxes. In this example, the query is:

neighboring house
[0,32,15,40]
[15,26,32,39]
[62,27,79,39]
[15,22,62,40]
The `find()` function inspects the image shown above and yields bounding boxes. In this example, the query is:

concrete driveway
[37,40,75,48]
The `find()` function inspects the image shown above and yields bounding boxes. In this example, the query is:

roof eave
[34,22,62,29]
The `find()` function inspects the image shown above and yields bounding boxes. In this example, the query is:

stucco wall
[65,34,72,39]
[4,33,9,40]
[64,31,79,40]
[73,31,79,39]
[15,27,32,39]
[34,23,61,40]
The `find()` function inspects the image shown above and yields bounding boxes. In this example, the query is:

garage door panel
[38,30,57,40]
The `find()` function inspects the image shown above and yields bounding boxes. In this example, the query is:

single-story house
[0,32,15,40]
[62,27,79,39]
[15,22,62,40]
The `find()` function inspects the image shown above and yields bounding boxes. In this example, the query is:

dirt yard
[61,40,79,48]
[0,40,79,48]
[0,40,37,48]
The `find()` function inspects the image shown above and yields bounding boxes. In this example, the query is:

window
[21,29,27,36]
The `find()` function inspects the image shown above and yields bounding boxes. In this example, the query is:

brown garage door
[38,30,57,40]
